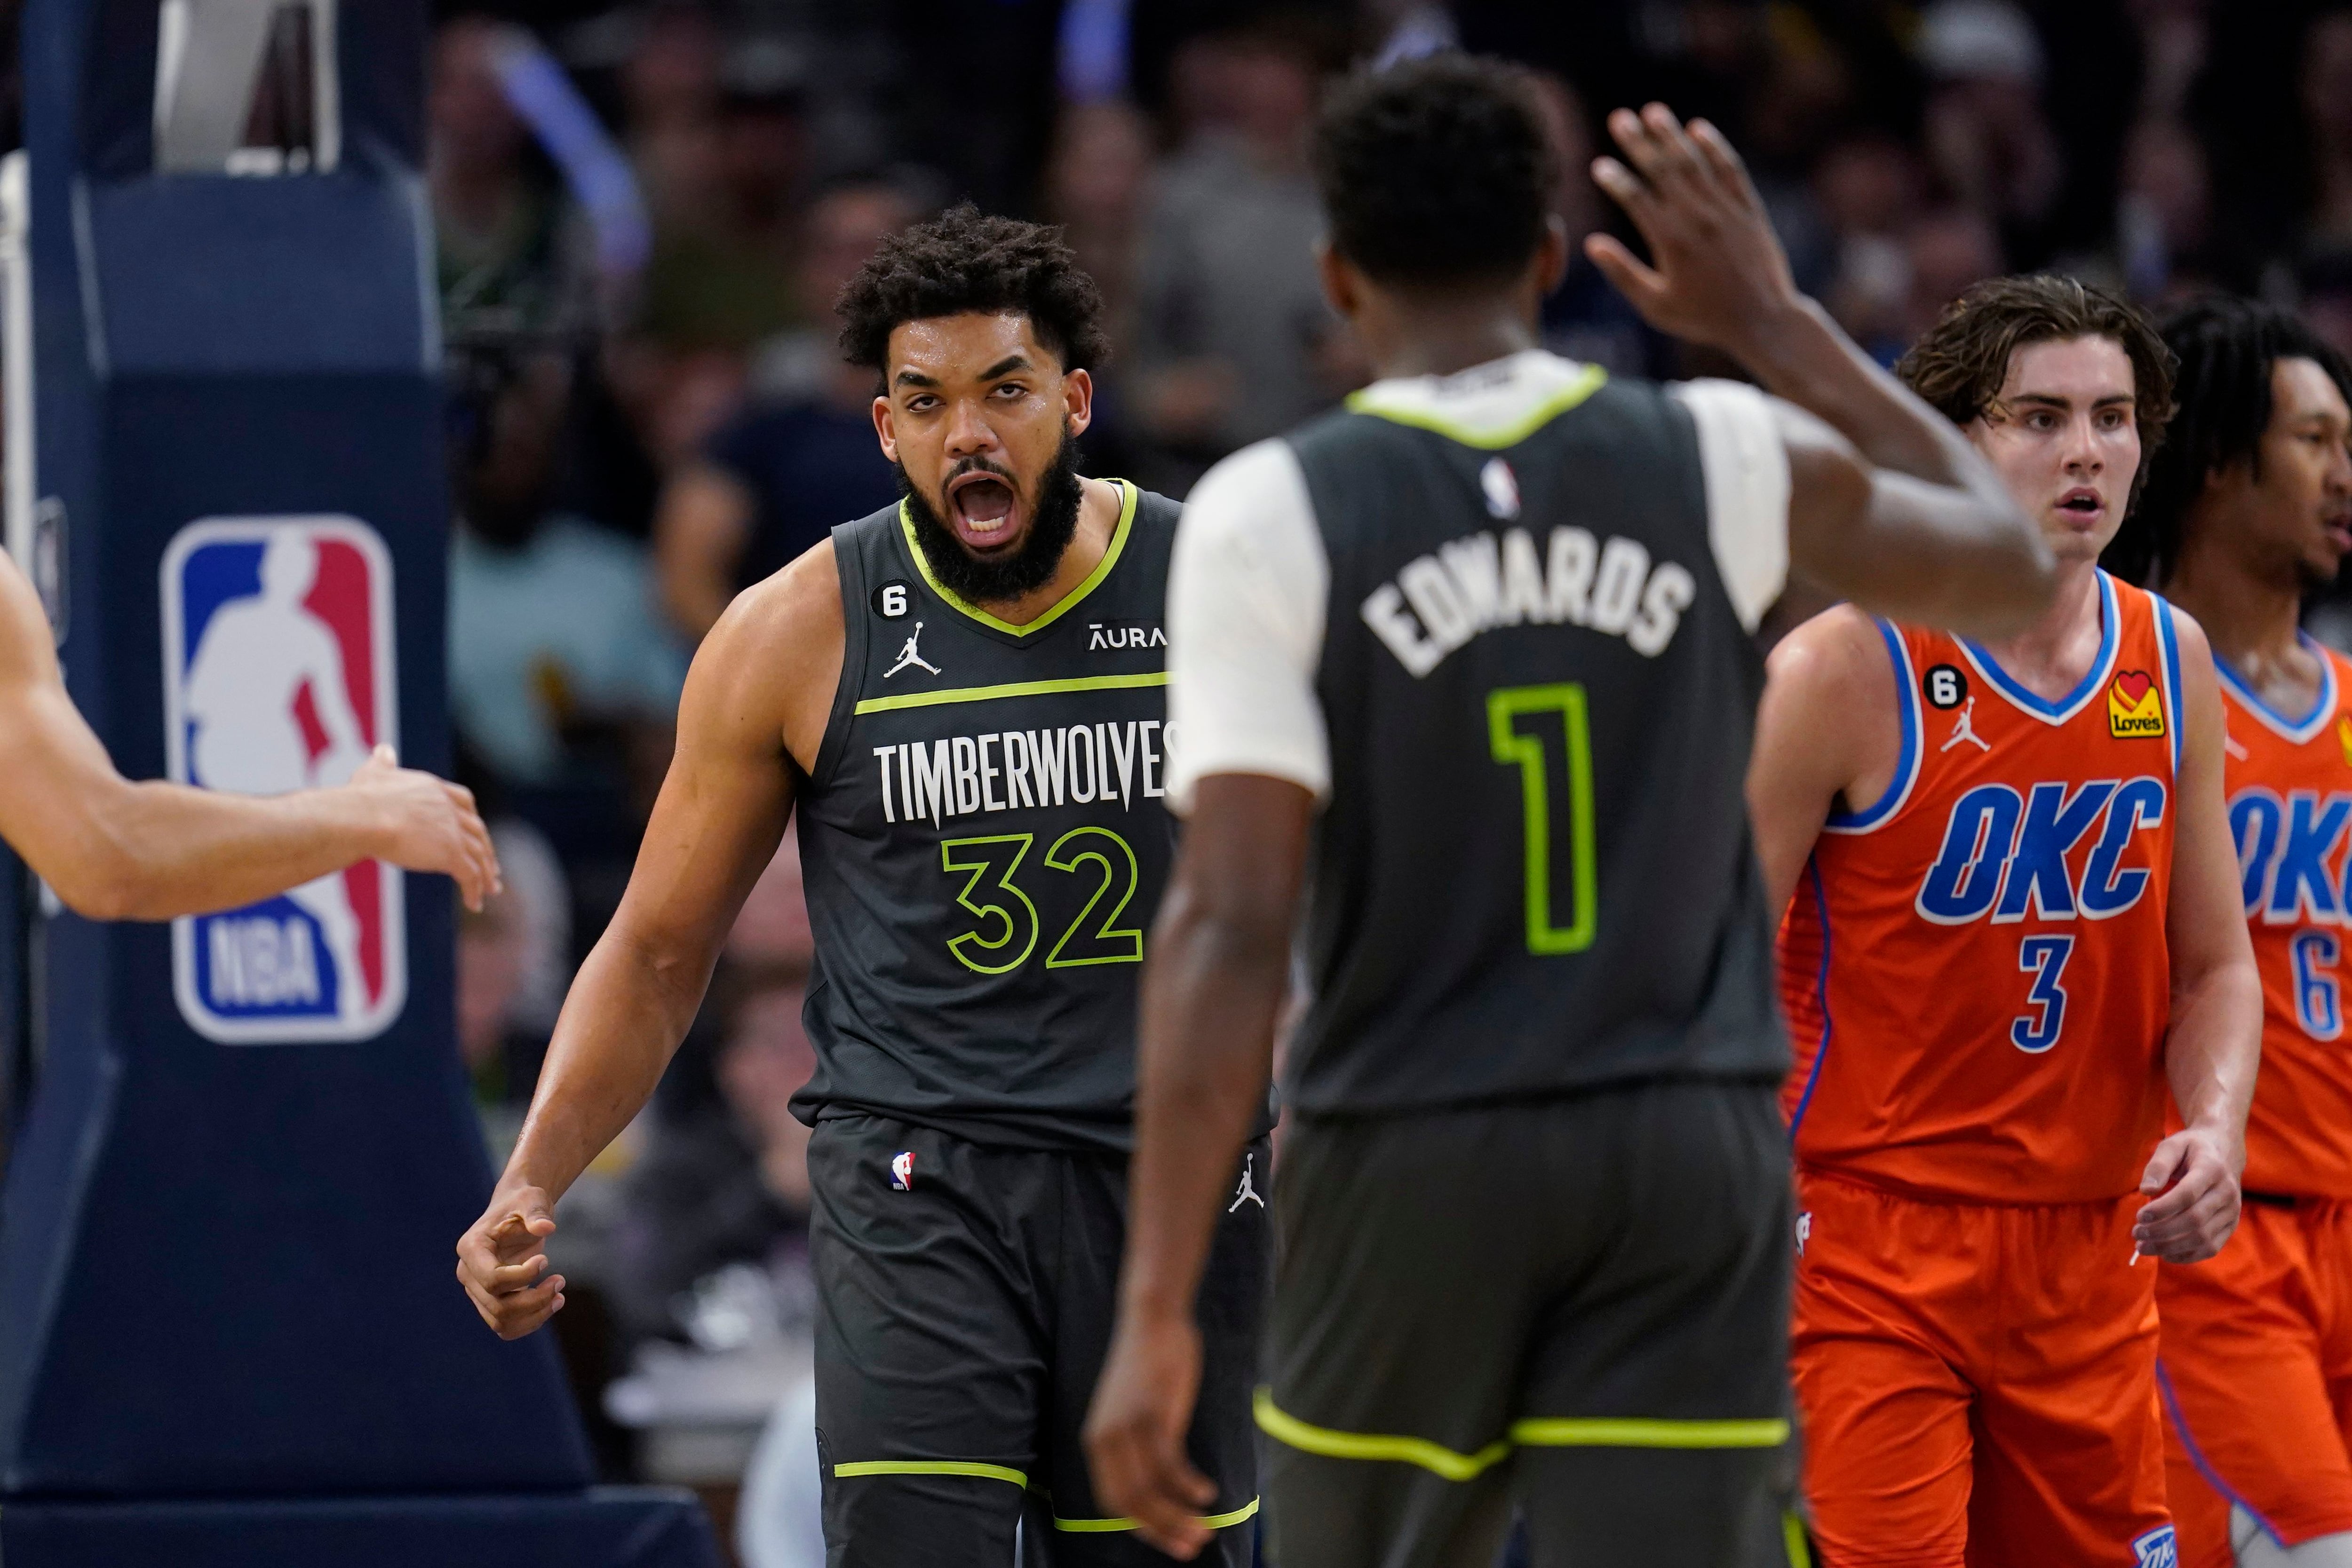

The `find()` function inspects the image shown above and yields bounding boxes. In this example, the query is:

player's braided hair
[838,203,1109,377]
[2104,295,2352,587]
[1313,53,1558,292]
[1897,274,2177,520]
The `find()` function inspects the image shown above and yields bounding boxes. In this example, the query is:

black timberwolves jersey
[1285,368,1787,1118]
[791,482,1186,1151]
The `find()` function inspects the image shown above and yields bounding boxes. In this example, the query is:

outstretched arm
[1587,103,2054,640]
[2137,615,2260,1264]
[0,555,497,919]
[454,541,843,1339]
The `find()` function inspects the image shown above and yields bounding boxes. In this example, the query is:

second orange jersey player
[2120,300,2352,1568]
[1749,277,2262,1567]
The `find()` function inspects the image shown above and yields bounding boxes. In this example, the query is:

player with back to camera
[2109,299,2352,1568]
[1084,58,2056,1567]
[1750,279,2262,1563]
[452,207,1270,1563]
[0,545,495,920]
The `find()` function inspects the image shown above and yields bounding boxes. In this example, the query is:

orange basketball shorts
[1791,1169,2171,1568]
[2158,1196,2352,1568]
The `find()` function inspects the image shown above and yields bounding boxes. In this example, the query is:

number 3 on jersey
[1487,684,1597,955]
[2012,934,2073,1053]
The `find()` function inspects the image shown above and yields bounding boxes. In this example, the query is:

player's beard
[899,431,1085,607]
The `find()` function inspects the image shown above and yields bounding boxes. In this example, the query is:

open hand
[347,744,501,911]
[2135,1126,2242,1264]
[455,1186,565,1338]
[1084,1310,1213,1559]
[1586,103,1804,356]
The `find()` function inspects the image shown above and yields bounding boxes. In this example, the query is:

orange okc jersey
[2220,640,2352,1198]
[1781,573,2183,1202]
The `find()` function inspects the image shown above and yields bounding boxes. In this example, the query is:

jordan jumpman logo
[1229,1151,1264,1212]
[1942,696,1990,753]
[885,622,941,679]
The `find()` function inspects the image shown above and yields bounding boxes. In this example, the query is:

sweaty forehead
[1998,334,2137,405]
[887,312,1053,385]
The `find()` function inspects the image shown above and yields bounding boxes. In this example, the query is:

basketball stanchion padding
[0,0,717,1560]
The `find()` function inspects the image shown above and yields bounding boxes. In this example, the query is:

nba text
[1360,525,1698,677]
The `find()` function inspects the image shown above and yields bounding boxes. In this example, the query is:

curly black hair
[1313,54,1557,292]
[2104,295,2352,587]
[837,203,1109,378]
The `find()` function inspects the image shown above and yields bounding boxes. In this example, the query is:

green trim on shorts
[1050,1497,1262,1534]
[1508,1416,1791,1449]
[1783,1511,1813,1568]
[1255,1389,1512,1481]
[1256,1389,1789,1481]
[832,1459,1029,1488]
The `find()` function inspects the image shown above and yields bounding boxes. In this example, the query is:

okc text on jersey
[1915,775,2169,925]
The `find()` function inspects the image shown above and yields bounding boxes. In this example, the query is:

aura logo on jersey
[1914,776,2169,925]
[161,517,405,1043]
[2106,670,2166,739]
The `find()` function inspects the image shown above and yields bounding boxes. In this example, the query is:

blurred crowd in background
[91,0,2352,1510]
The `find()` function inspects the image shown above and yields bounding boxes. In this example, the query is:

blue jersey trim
[2156,1362,2283,1548]
[2214,633,2338,746]
[1822,619,1921,834]
[1786,855,1834,1146]
[1958,572,2119,725]
[2156,597,2185,776]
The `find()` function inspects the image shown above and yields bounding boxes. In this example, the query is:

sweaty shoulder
[695,534,844,772]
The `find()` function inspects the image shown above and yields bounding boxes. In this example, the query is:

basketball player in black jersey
[454,208,1266,1564]
[1086,60,2057,1567]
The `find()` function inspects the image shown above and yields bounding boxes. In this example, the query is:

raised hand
[455,1186,566,1338]
[345,744,501,911]
[1585,103,1803,356]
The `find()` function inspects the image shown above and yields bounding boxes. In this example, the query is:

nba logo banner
[161,517,406,1042]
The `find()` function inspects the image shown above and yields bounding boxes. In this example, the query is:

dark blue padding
[0,1489,724,1568]
[85,174,437,375]
[0,0,608,1509]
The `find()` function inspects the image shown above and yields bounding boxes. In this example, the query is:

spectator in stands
[2304,10,2352,251]
[652,179,913,641]
[1526,72,1665,377]
[447,351,686,803]
[429,16,594,342]
[1918,0,2064,263]
[639,43,810,355]
[1128,21,1339,489]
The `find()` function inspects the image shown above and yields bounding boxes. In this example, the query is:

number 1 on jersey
[1487,683,1597,955]
[2011,934,2073,1053]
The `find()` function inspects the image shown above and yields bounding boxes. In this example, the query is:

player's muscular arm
[456,542,843,1340]
[0,554,498,919]
[1745,607,1900,917]
[2137,616,2261,1266]
[1587,103,2052,639]
[1087,774,1311,1560]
